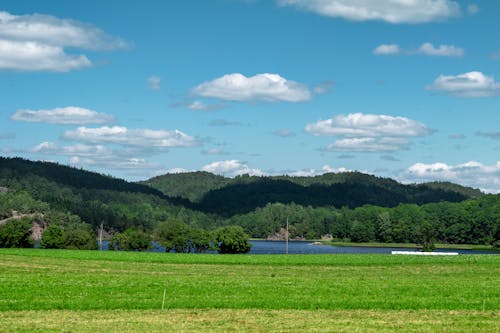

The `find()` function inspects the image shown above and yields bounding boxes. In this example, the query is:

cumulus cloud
[202,160,264,177]
[418,42,464,56]
[277,0,461,24]
[0,11,127,71]
[147,76,161,90]
[426,71,500,97]
[62,126,198,148]
[273,129,296,137]
[284,165,350,177]
[373,42,464,56]
[403,161,500,193]
[69,156,160,170]
[306,113,430,153]
[305,113,430,138]
[192,73,311,102]
[29,142,161,171]
[11,106,115,125]
[373,44,400,55]
[0,40,91,71]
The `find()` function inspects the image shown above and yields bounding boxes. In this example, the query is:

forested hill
[144,172,483,216]
[0,157,194,232]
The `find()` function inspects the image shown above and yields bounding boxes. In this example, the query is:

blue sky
[1,0,499,192]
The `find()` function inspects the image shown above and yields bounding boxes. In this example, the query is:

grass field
[0,249,498,332]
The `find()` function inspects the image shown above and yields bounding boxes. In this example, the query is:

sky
[0,0,499,192]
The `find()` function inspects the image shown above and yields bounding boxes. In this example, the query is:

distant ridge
[144,171,483,216]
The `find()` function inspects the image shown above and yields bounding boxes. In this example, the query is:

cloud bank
[426,71,500,97]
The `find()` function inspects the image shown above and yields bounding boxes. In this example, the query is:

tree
[416,221,436,252]
[154,219,193,252]
[40,224,64,249]
[213,225,252,254]
[0,217,33,248]
[110,227,151,251]
[63,225,97,250]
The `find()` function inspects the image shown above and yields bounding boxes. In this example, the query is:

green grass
[0,249,499,332]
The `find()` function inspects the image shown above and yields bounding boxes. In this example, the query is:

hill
[0,157,199,232]
[145,171,483,216]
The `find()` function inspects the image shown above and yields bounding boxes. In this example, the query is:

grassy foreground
[0,249,499,332]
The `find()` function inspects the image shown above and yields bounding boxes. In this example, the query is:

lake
[247,240,499,255]
[102,240,498,254]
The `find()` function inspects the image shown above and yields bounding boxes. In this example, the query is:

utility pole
[98,223,103,250]
[286,216,289,255]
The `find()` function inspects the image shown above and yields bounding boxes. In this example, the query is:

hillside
[0,157,199,232]
[145,171,483,216]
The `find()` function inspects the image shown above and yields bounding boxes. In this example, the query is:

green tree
[40,224,64,249]
[63,225,97,250]
[416,221,436,252]
[213,225,252,254]
[0,217,33,248]
[154,219,193,252]
[111,227,151,251]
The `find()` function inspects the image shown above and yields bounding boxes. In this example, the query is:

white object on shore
[391,251,458,256]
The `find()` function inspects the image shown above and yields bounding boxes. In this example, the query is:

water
[101,240,498,254]
[247,240,499,255]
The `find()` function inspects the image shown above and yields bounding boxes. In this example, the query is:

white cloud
[403,161,500,193]
[202,160,264,177]
[306,113,430,153]
[285,165,350,177]
[0,40,91,71]
[373,44,400,55]
[305,113,430,138]
[373,42,463,56]
[426,71,500,97]
[192,73,311,102]
[324,137,410,152]
[417,42,464,56]
[69,156,160,170]
[30,141,161,171]
[0,10,127,71]
[11,106,115,125]
[62,126,198,148]
[164,168,190,174]
[201,148,230,155]
[148,76,161,90]
[31,142,110,156]
[277,0,461,24]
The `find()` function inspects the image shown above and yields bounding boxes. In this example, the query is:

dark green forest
[0,157,498,248]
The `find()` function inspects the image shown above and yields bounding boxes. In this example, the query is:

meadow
[0,249,498,332]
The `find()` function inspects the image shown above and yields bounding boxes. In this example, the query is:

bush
[214,225,252,254]
[110,228,151,251]
[0,217,33,248]
[40,224,64,249]
[63,225,97,250]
